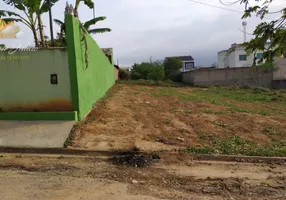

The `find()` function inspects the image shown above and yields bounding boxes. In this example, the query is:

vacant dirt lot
[0,153,285,200]
[2,84,285,200]
[70,84,286,156]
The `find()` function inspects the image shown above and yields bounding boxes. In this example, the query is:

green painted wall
[65,14,115,120]
[0,111,77,121]
[0,49,72,112]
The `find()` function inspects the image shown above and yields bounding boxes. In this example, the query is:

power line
[267,9,285,14]
[220,0,286,15]
[219,0,240,6]
[188,0,243,14]
[188,0,274,20]
[238,28,253,35]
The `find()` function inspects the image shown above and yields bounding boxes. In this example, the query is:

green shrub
[181,146,214,154]
[148,65,165,81]
[252,86,271,93]
[118,69,130,80]
[163,57,183,82]
[117,79,185,87]
[130,61,165,81]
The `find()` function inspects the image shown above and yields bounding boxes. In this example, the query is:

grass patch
[196,130,216,141]
[202,110,229,115]
[132,85,286,117]
[151,88,204,103]
[212,121,229,128]
[163,120,170,125]
[181,136,286,157]
[183,110,192,114]
[183,146,214,154]
[263,127,284,136]
[117,80,186,87]
[193,86,285,103]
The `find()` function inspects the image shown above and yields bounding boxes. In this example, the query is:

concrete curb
[0,147,120,156]
[0,147,285,164]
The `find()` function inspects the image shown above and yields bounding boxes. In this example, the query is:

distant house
[217,43,271,68]
[166,56,195,72]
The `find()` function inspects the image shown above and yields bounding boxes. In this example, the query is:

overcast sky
[0,0,285,67]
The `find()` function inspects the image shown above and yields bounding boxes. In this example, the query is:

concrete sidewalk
[0,121,75,148]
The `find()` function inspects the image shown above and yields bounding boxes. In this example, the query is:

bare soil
[2,85,285,200]
[70,84,286,151]
[0,153,285,200]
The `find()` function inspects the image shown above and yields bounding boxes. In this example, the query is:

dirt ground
[0,153,286,200]
[70,84,286,152]
[1,85,285,200]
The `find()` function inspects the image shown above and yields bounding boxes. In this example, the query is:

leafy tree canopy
[119,68,130,80]
[163,57,183,82]
[131,61,165,81]
[221,0,286,65]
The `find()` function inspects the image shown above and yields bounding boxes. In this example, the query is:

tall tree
[0,7,39,46]
[163,57,183,81]
[130,61,165,81]
[53,19,66,46]
[220,0,286,65]
[35,0,59,47]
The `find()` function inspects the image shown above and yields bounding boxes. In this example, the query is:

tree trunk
[37,15,45,47]
[74,0,80,18]
[31,24,39,47]
[284,42,286,58]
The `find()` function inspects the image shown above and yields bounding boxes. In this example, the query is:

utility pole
[47,0,54,47]
[242,21,247,43]
[150,56,152,63]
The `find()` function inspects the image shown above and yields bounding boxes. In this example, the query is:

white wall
[233,47,255,68]
[216,46,286,82]
[229,51,236,68]
[218,46,265,68]
[217,51,227,68]
[274,58,286,80]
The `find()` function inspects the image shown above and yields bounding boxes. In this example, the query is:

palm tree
[0,9,39,47]
[54,16,111,38]
[1,0,59,47]
[35,0,59,47]
[83,17,111,34]
[74,0,94,18]
[53,19,66,46]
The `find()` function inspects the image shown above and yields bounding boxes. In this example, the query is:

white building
[217,43,270,68]
[166,56,195,72]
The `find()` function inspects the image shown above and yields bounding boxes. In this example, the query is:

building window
[239,55,247,61]
[256,53,263,59]
[50,74,58,85]
[185,62,194,69]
